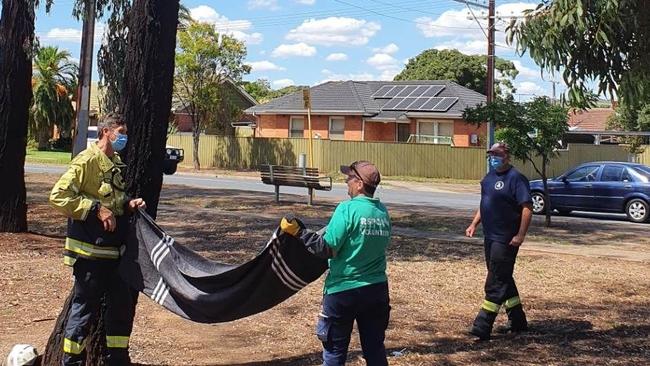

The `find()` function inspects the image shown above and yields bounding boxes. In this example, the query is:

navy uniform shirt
[480,166,532,242]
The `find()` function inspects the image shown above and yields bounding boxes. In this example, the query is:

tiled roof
[568,108,615,131]
[246,80,486,118]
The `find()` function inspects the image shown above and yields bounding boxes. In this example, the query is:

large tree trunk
[42,1,180,364]
[192,116,201,170]
[121,0,180,218]
[0,0,35,233]
[542,157,552,227]
[37,125,50,150]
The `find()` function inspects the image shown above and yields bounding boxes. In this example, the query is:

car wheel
[531,192,546,214]
[557,209,572,216]
[163,162,178,175]
[625,199,649,223]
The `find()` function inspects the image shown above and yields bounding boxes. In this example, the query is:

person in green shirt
[284,160,391,366]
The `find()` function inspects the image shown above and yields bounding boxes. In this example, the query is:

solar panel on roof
[409,85,430,98]
[395,85,418,97]
[407,97,430,110]
[371,85,395,98]
[384,86,405,98]
[380,98,403,110]
[394,97,418,110]
[419,97,443,110]
[421,85,445,97]
[432,97,458,112]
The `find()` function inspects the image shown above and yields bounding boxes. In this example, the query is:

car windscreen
[630,167,650,183]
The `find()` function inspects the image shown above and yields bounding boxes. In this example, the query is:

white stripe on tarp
[150,238,166,265]
[271,243,308,287]
[151,235,174,267]
[271,245,307,288]
[151,277,163,300]
[153,281,169,304]
[271,260,301,292]
[157,287,170,305]
[154,247,170,270]
[270,245,304,291]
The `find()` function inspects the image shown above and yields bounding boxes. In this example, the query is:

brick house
[245,80,487,147]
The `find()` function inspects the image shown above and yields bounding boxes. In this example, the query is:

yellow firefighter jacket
[49,143,130,266]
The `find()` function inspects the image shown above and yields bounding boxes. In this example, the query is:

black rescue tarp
[119,210,328,323]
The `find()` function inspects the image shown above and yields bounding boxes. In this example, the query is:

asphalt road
[25,164,480,209]
[25,164,635,223]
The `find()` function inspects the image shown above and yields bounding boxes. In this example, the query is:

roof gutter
[246,109,366,115]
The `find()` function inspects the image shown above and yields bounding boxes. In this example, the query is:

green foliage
[394,49,520,96]
[97,1,130,114]
[174,22,251,133]
[241,79,307,103]
[464,97,568,174]
[508,0,650,109]
[31,45,77,149]
[607,101,650,153]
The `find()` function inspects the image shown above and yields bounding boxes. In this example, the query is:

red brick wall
[174,113,193,132]
[344,116,363,141]
[364,121,396,142]
[256,114,290,138]
[453,120,486,147]
[256,114,364,140]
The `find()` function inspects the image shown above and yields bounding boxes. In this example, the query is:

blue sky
[33,0,564,99]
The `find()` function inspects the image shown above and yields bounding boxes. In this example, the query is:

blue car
[529,161,650,223]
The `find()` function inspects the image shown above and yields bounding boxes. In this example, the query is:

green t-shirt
[323,195,391,295]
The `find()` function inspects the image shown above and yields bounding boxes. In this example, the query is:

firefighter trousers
[472,239,527,336]
[63,258,138,366]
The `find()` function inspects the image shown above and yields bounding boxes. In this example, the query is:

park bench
[260,164,332,205]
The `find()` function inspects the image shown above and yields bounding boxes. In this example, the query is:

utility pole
[72,0,97,157]
[486,0,495,154]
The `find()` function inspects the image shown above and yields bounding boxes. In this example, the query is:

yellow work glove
[280,216,303,237]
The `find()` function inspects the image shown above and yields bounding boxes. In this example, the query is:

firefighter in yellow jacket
[50,112,145,366]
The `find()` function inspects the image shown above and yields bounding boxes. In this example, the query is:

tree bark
[121,0,180,218]
[192,114,201,170]
[0,0,35,233]
[37,125,50,150]
[542,156,552,227]
[42,1,180,364]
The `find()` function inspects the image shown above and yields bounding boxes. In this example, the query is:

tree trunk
[192,117,200,170]
[42,1,180,364]
[37,125,50,150]
[0,0,34,233]
[121,0,180,218]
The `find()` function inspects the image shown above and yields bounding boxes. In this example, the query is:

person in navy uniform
[465,142,533,340]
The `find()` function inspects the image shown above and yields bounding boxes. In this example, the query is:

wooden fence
[167,134,644,180]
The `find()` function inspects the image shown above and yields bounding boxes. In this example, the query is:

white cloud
[326,53,348,61]
[190,6,263,45]
[273,78,295,88]
[296,0,316,4]
[248,0,279,10]
[320,69,375,83]
[372,43,399,55]
[416,3,537,44]
[286,17,380,46]
[511,60,539,79]
[516,81,544,95]
[367,53,401,80]
[42,23,105,44]
[367,53,399,70]
[434,40,486,55]
[247,60,286,72]
[271,43,317,58]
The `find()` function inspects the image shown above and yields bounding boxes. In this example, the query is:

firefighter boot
[469,308,498,341]
[497,304,528,334]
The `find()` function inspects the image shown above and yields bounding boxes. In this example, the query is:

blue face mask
[489,156,505,170]
[111,132,128,152]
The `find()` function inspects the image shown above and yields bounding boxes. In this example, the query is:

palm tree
[32,46,78,150]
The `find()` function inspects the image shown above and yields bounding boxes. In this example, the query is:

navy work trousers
[317,281,390,366]
[63,258,138,366]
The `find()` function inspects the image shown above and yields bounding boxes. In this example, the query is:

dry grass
[1,174,649,365]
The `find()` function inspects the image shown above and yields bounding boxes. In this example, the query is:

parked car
[529,162,650,223]
[86,126,184,175]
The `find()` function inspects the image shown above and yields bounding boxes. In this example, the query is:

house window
[329,117,345,140]
[416,120,454,144]
[289,117,304,138]
[396,123,410,142]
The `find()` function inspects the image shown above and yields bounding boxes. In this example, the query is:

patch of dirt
[1,174,649,365]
